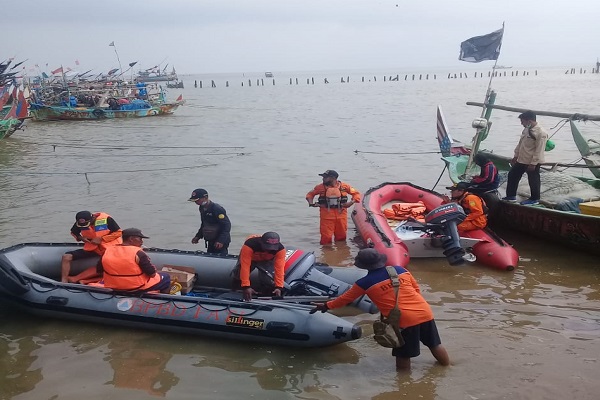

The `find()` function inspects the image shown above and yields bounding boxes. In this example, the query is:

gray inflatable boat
[0,243,373,347]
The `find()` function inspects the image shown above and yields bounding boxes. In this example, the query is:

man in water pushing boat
[231,232,286,301]
[311,248,450,370]
[306,170,361,245]
[503,110,549,206]
[61,211,123,283]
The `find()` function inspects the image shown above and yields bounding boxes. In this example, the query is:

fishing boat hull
[29,103,181,121]
[0,243,374,347]
[0,118,24,139]
[351,182,519,271]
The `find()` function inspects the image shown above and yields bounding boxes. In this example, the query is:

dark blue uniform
[194,201,231,255]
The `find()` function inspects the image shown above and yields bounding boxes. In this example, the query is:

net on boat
[498,170,600,208]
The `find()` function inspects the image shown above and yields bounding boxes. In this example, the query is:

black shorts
[392,319,442,358]
[65,249,98,261]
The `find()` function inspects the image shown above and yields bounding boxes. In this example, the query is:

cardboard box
[161,265,196,294]
[579,200,600,217]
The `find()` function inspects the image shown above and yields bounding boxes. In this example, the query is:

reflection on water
[105,339,178,397]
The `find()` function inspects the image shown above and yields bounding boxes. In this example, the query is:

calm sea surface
[1,67,599,399]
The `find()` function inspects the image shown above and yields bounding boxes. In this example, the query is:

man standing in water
[306,170,361,245]
[311,248,450,370]
[189,188,231,255]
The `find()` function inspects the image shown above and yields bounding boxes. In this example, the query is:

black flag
[459,28,503,63]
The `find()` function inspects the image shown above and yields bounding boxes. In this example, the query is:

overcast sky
[4,0,599,75]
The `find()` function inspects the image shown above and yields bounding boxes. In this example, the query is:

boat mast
[464,22,504,176]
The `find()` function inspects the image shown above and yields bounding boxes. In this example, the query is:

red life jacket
[101,245,161,291]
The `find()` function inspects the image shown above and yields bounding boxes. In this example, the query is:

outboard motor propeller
[424,203,468,265]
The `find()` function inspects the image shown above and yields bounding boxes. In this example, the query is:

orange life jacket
[101,245,161,291]
[316,183,349,208]
[80,212,122,254]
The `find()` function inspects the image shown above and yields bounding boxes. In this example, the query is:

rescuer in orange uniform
[306,170,361,245]
[443,182,488,232]
[61,211,122,283]
[97,228,171,293]
[231,232,286,301]
[311,248,450,370]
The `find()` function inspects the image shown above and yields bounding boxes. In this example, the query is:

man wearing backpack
[310,248,450,370]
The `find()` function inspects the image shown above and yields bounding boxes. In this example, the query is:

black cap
[261,232,281,251]
[122,228,149,239]
[518,110,536,121]
[75,211,93,227]
[354,248,387,270]
[318,170,339,178]
[446,182,470,191]
[188,188,208,201]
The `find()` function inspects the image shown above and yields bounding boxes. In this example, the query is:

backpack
[372,266,405,348]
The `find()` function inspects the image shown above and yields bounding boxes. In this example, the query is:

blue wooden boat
[29,101,181,121]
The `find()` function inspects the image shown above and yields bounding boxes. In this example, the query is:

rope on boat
[15,140,245,150]
[26,276,306,315]
[432,164,448,192]
[354,150,442,155]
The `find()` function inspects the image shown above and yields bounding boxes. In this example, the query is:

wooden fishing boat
[0,243,375,347]
[0,85,28,139]
[135,67,178,83]
[351,182,519,271]
[437,99,600,255]
[29,101,181,121]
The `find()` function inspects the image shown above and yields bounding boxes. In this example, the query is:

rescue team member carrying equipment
[97,228,171,293]
[231,232,285,301]
[188,188,232,255]
[311,248,450,370]
[61,211,122,283]
[444,182,488,232]
[306,170,361,245]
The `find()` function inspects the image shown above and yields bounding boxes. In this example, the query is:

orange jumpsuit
[457,193,487,232]
[306,181,361,245]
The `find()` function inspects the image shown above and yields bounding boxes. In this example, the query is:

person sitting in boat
[310,248,450,370]
[231,232,285,301]
[61,211,123,283]
[466,153,500,195]
[306,170,361,245]
[97,228,171,293]
[442,182,488,232]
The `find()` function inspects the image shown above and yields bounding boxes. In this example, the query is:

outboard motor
[284,250,377,313]
[424,203,467,265]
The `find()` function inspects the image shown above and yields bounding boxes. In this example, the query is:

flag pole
[480,22,504,118]
[464,22,505,178]
[109,41,123,80]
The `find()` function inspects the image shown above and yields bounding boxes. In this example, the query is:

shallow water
[1,67,599,399]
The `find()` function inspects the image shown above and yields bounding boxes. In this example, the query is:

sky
[3,0,599,75]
